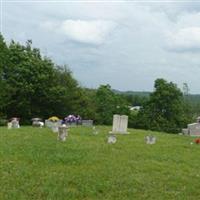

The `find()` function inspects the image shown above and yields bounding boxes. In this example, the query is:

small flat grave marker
[7,122,12,129]
[8,118,20,129]
[92,126,98,135]
[145,135,156,144]
[108,134,117,144]
[82,120,93,127]
[32,118,44,128]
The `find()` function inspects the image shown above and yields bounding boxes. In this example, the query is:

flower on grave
[195,138,200,144]
[48,116,60,122]
[64,115,81,123]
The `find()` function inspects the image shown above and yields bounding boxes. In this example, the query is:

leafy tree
[0,34,195,128]
[135,79,186,133]
[1,39,85,123]
[95,84,129,124]
[76,88,97,120]
[0,34,10,117]
[123,94,148,107]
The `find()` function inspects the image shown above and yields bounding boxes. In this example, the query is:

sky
[2,0,200,93]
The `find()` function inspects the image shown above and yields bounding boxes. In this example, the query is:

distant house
[130,106,141,111]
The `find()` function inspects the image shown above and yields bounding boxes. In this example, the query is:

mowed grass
[0,126,200,200]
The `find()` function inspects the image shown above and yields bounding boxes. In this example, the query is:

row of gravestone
[6,115,157,144]
[7,119,94,129]
[57,125,156,144]
[8,115,200,137]
[7,114,132,135]
[56,123,156,144]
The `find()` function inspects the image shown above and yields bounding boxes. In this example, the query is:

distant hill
[113,89,200,104]
[186,94,200,104]
[113,89,151,97]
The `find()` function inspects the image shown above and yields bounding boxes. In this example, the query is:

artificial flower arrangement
[195,138,200,144]
[64,115,81,124]
[48,116,60,122]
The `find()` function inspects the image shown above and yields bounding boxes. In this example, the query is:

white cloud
[60,20,117,45]
[6,2,200,93]
[165,12,200,52]
[166,27,200,52]
[42,19,117,45]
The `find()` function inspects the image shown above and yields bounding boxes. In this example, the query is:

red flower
[195,138,200,144]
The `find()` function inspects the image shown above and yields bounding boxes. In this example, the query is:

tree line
[0,34,195,133]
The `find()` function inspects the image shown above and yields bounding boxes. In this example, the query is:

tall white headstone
[112,115,121,133]
[119,115,128,133]
[110,115,129,134]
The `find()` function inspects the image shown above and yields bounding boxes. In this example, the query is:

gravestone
[145,135,156,144]
[45,120,61,128]
[92,126,98,135]
[10,118,20,128]
[187,123,200,136]
[51,123,59,133]
[110,114,129,134]
[32,118,44,128]
[57,126,68,141]
[119,115,128,133]
[182,117,200,136]
[108,134,117,144]
[45,120,52,128]
[7,122,12,129]
[182,128,188,135]
[82,120,93,127]
[112,114,121,133]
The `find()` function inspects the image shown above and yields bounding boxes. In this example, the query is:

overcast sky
[2,1,200,93]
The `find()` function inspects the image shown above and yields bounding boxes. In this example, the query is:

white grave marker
[145,136,156,144]
[7,122,12,129]
[92,126,98,135]
[11,118,20,128]
[182,117,200,136]
[108,134,117,144]
[57,125,68,141]
[110,114,129,134]
[45,120,61,128]
[32,118,44,128]
[51,124,59,133]
[82,120,93,127]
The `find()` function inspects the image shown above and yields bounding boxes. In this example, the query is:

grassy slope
[0,126,200,200]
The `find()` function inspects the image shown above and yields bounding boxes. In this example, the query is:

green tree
[0,34,9,117]
[95,84,129,125]
[135,79,186,133]
[1,39,84,123]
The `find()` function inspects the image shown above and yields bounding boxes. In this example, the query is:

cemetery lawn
[1,127,200,200]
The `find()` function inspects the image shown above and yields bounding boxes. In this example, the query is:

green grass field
[0,126,200,200]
